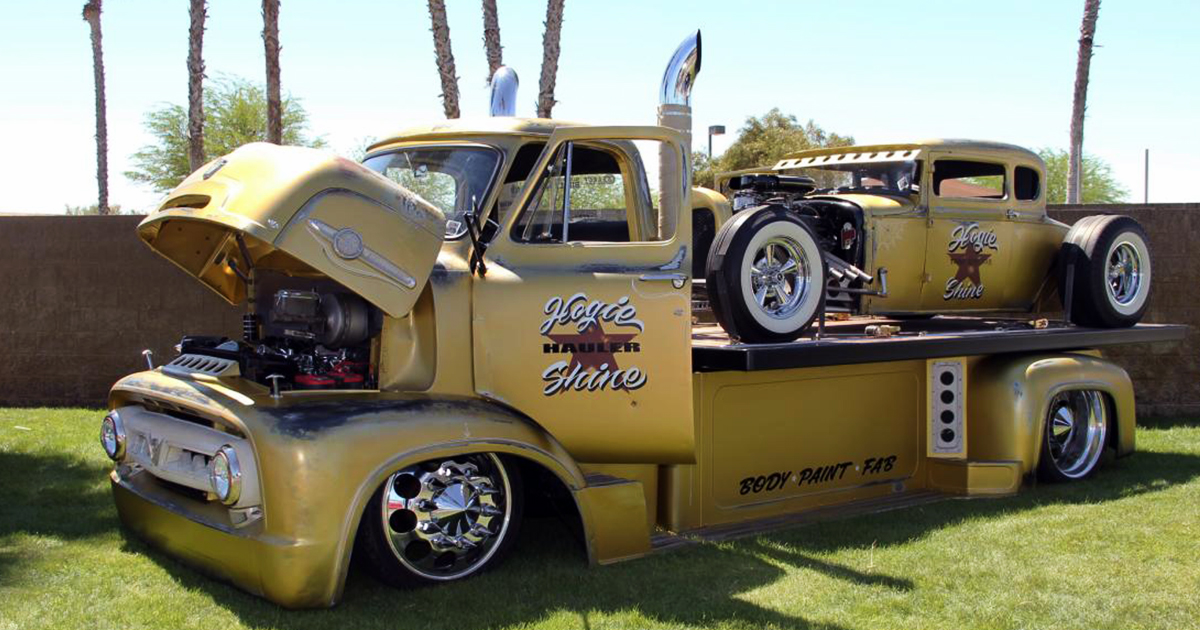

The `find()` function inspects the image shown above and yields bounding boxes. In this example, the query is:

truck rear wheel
[706,206,826,343]
[358,453,522,587]
[1036,390,1110,482]
[1061,215,1152,327]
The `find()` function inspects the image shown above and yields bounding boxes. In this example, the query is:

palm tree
[1067,0,1101,204]
[536,0,565,119]
[81,0,109,215]
[188,0,207,171]
[482,0,503,81]
[427,0,460,118]
[262,0,283,144]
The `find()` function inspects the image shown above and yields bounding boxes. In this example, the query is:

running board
[651,489,945,551]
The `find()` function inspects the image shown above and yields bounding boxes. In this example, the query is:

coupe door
[472,126,695,464]
[920,156,1013,311]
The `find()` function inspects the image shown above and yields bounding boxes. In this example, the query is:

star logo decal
[546,323,637,371]
[948,247,991,286]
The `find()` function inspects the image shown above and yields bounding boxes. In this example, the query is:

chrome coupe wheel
[360,454,522,587]
[749,236,812,321]
[1106,241,1143,307]
[1038,390,1109,481]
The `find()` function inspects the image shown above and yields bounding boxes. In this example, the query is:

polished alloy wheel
[1044,390,1108,479]
[381,454,512,580]
[749,236,810,319]
[1106,241,1143,307]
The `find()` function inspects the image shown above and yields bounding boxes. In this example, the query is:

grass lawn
[1,408,1198,630]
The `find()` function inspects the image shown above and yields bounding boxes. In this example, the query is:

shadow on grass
[1137,416,1200,429]
[114,448,1200,630]
[0,449,118,587]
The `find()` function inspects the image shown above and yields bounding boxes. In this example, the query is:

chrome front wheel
[360,453,522,587]
[1037,390,1109,481]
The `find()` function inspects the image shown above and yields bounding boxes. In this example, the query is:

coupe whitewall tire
[706,206,826,343]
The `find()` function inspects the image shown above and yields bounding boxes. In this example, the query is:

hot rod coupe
[699,140,1153,342]
[100,31,1180,607]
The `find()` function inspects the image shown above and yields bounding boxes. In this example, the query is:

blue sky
[2,0,1197,213]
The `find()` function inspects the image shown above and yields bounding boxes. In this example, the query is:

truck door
[472,126,695,464]
[921,155,1013,310]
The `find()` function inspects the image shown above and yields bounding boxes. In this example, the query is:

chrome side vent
[163,354,240,379]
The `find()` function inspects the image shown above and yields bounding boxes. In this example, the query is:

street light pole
[707,124,725,160]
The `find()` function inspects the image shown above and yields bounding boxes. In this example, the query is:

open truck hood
[137,143,446,318]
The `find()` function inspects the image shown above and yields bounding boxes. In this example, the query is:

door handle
[638,272,688,288]
[1006,209,1018,219]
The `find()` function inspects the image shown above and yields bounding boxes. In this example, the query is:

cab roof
[778,139,1043,165]
[369,117,584,151]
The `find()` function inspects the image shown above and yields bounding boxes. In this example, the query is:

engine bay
[179,273,381,391]
[728,174,869,309]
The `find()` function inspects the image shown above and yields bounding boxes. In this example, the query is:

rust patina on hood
[138,143,446,318]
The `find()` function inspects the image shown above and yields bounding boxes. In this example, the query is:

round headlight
[100,412,125,461]
[209,445,242,505]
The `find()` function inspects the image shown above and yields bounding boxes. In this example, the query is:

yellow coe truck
[101,33,1183,607]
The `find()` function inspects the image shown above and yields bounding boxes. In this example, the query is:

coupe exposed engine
[728,174,871,309]
[179,276,381,391]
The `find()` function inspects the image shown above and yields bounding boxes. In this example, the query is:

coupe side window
[1015,166,1040,201]
[933,160,1007,200]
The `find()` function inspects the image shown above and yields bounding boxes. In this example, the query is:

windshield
[788,159,919,195]
[363,145,502,239]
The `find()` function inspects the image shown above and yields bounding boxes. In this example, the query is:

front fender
[110,372,591,606]
[966,352,1135,475]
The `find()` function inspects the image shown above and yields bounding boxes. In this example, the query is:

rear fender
[966,352,1135,474]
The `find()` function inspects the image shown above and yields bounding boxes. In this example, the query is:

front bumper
[111,466,342,608]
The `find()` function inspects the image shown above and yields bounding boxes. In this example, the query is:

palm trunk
[187,0,207,170]
[262,0,283,144]
[82,1,109,215]
[427,0,459,119]
[1067,0,1100,204]
[536,0,565,119]
[482,0,503,81]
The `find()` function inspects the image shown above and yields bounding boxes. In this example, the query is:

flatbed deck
[691,316,1187,372]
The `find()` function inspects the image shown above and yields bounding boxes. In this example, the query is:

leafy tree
[693,109,854,189]
[1038,148,1128,204]
[126,77,324,193]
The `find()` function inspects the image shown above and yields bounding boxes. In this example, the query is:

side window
[1015,166,1040,201]
[512,143,632,243]
[933,160,1006,199]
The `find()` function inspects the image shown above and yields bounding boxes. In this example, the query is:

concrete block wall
[0,207,1194,417]
[0,216,241,406]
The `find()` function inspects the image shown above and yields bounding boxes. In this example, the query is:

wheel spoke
[754,285,768,306]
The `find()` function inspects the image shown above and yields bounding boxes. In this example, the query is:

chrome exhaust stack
[657,30,701,240]
[489,66,519,117]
